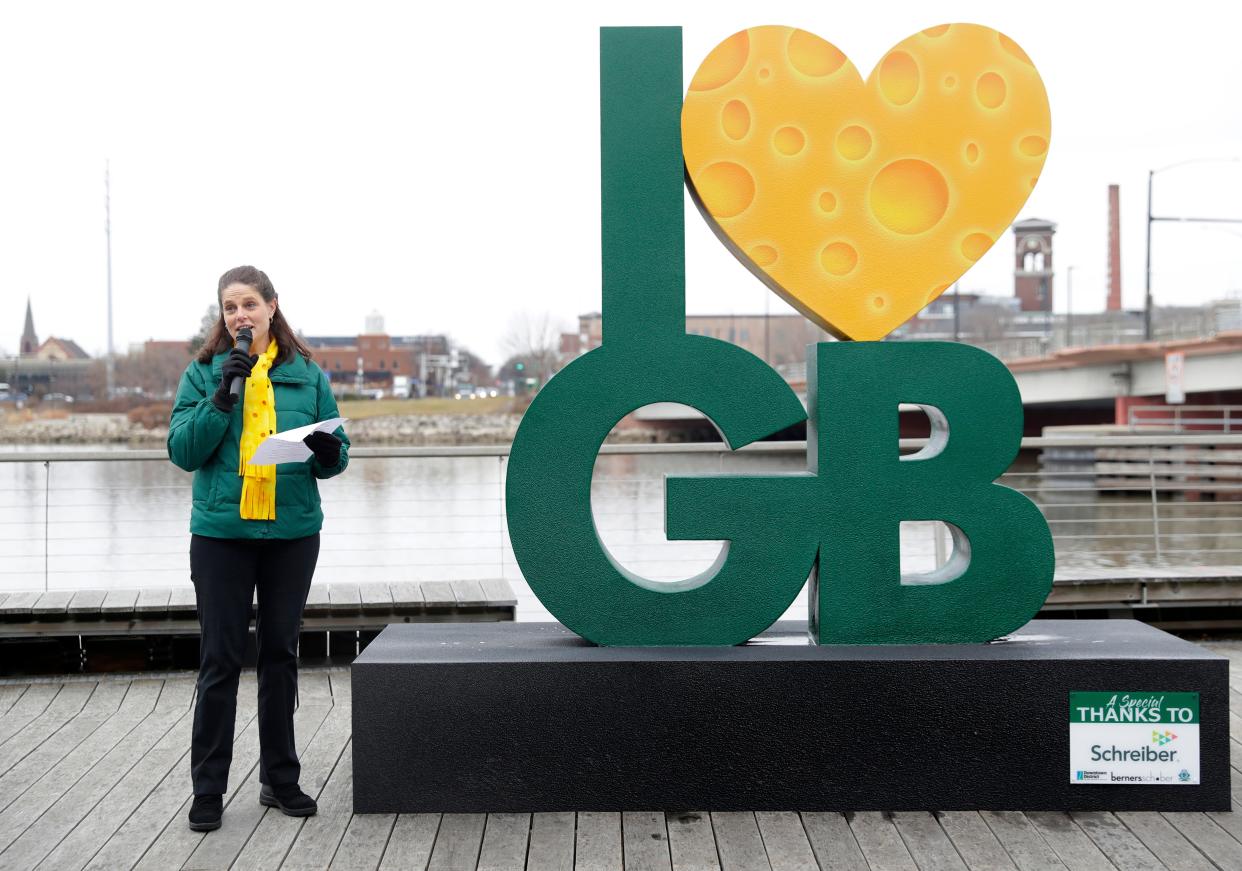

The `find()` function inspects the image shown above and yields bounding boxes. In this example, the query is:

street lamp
[1145,157,1242,340]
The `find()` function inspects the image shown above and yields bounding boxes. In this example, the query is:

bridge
[633,331,1242,432]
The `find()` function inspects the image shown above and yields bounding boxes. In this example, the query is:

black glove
[211,348,258,412]
[304,430,342,467]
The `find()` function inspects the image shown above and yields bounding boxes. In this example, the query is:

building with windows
[304,333,488,397]
[563,312,833,370]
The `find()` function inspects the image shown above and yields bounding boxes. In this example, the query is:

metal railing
[1128,405,1242,433]
[2,437,1241,616]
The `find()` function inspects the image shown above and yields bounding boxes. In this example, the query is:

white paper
[248,417,347,465]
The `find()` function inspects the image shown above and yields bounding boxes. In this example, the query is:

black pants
[190,533,319,796]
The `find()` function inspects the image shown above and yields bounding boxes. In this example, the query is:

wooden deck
[0,579,519,638]
[0,645,1240,870]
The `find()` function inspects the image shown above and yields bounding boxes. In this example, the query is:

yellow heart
[682,24,1050,340]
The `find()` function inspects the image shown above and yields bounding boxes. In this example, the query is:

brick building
[304,334,487,397]
[563,312,832,369]
[1013,217,1056,312]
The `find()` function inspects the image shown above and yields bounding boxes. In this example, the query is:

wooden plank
[334,810,398,871]
[0,683,61,748]
[304,583,331,613]
[34,676,198,871]
[1069,812,1165,871]
[476,812,531,871]
[67,588,107,616]
[379,814,441,870]
[359,582,396,614]
[1209,786,1242,845]
[279,741,356,871]
[299,669,333,705]
[576,811,622,871]
[84,675,259,871]
[135,586,172,614]
[711,812,771,871]
[0,682,127,813]
[479,578,517,606]
[1161,812,1242,870]
[0,679,161,856]
[100,588,140,615]
[1115,812,1216,871]
[666,812,720,871]
[889,812,967,871]
[31,589,74,616]
[799,812,866,871]
[847,812,917,871]
[419,581,457,608]
[936,812,1017,871]
[426,812,486,871]
[450,579,488,606]
[753,812,815,871]
[0,678,195,870]
[0,681,94,779]
[329,667,352,703]
[130,675,266,871]
[389,581,425,611]
[981,811,1070,870]
[166,585,198,614]
[228,701,353,871]
[525,812,574,871]
[0,590,41,618]
[328,583,363,615]
[623,811,672,871]
[0,684,26,718]
[0,593,8,609]
[180,700,333,870]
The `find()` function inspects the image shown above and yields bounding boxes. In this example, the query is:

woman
[168,265,348,832]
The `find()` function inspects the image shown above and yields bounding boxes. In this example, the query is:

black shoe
[260,783,318,817]
[188,794,223,831]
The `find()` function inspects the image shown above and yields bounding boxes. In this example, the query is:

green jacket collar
[209,349,314,385]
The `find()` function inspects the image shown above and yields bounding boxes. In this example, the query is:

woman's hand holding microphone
[211,349,257,413]
[209,342,340,467]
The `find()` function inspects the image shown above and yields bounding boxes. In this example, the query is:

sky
[1,0,1241,365]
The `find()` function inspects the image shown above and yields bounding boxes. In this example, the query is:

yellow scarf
[238,339,279,520]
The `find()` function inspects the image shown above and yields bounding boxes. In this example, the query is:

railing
[1128,404,1242,433]
[2,437,1241,621]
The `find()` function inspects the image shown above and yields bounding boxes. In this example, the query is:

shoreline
[0,412,700,447]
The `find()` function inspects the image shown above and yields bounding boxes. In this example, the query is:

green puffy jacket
[167,350,349,539]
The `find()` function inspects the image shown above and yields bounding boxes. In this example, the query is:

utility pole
[1146,158,1242,341]
[104,160,115,398]
[763,291,769,363]
[952,283,960,342]
[1066,266,1075,348]
[1144,170,1154,342]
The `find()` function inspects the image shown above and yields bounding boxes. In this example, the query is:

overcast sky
[2,0,1240,364]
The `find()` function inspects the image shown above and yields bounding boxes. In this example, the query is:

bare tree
[500,311,566,387]
[188,304,220,356]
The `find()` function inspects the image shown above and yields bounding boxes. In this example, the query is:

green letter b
[809,342,1054,644]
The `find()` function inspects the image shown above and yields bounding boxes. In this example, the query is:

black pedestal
[351,620,1230,812]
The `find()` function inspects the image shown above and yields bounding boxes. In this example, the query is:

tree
[188,304,220,356]
[500,311,565,388]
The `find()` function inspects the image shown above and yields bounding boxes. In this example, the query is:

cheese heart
[682,24,1050,340]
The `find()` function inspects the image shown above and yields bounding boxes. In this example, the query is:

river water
[1,445,1239,622]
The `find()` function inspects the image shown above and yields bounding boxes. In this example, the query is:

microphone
[228,327,253,402]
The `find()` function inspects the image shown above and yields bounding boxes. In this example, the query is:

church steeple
[20,298,38,356]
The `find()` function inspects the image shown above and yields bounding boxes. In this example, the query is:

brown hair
[195,265,314,366]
